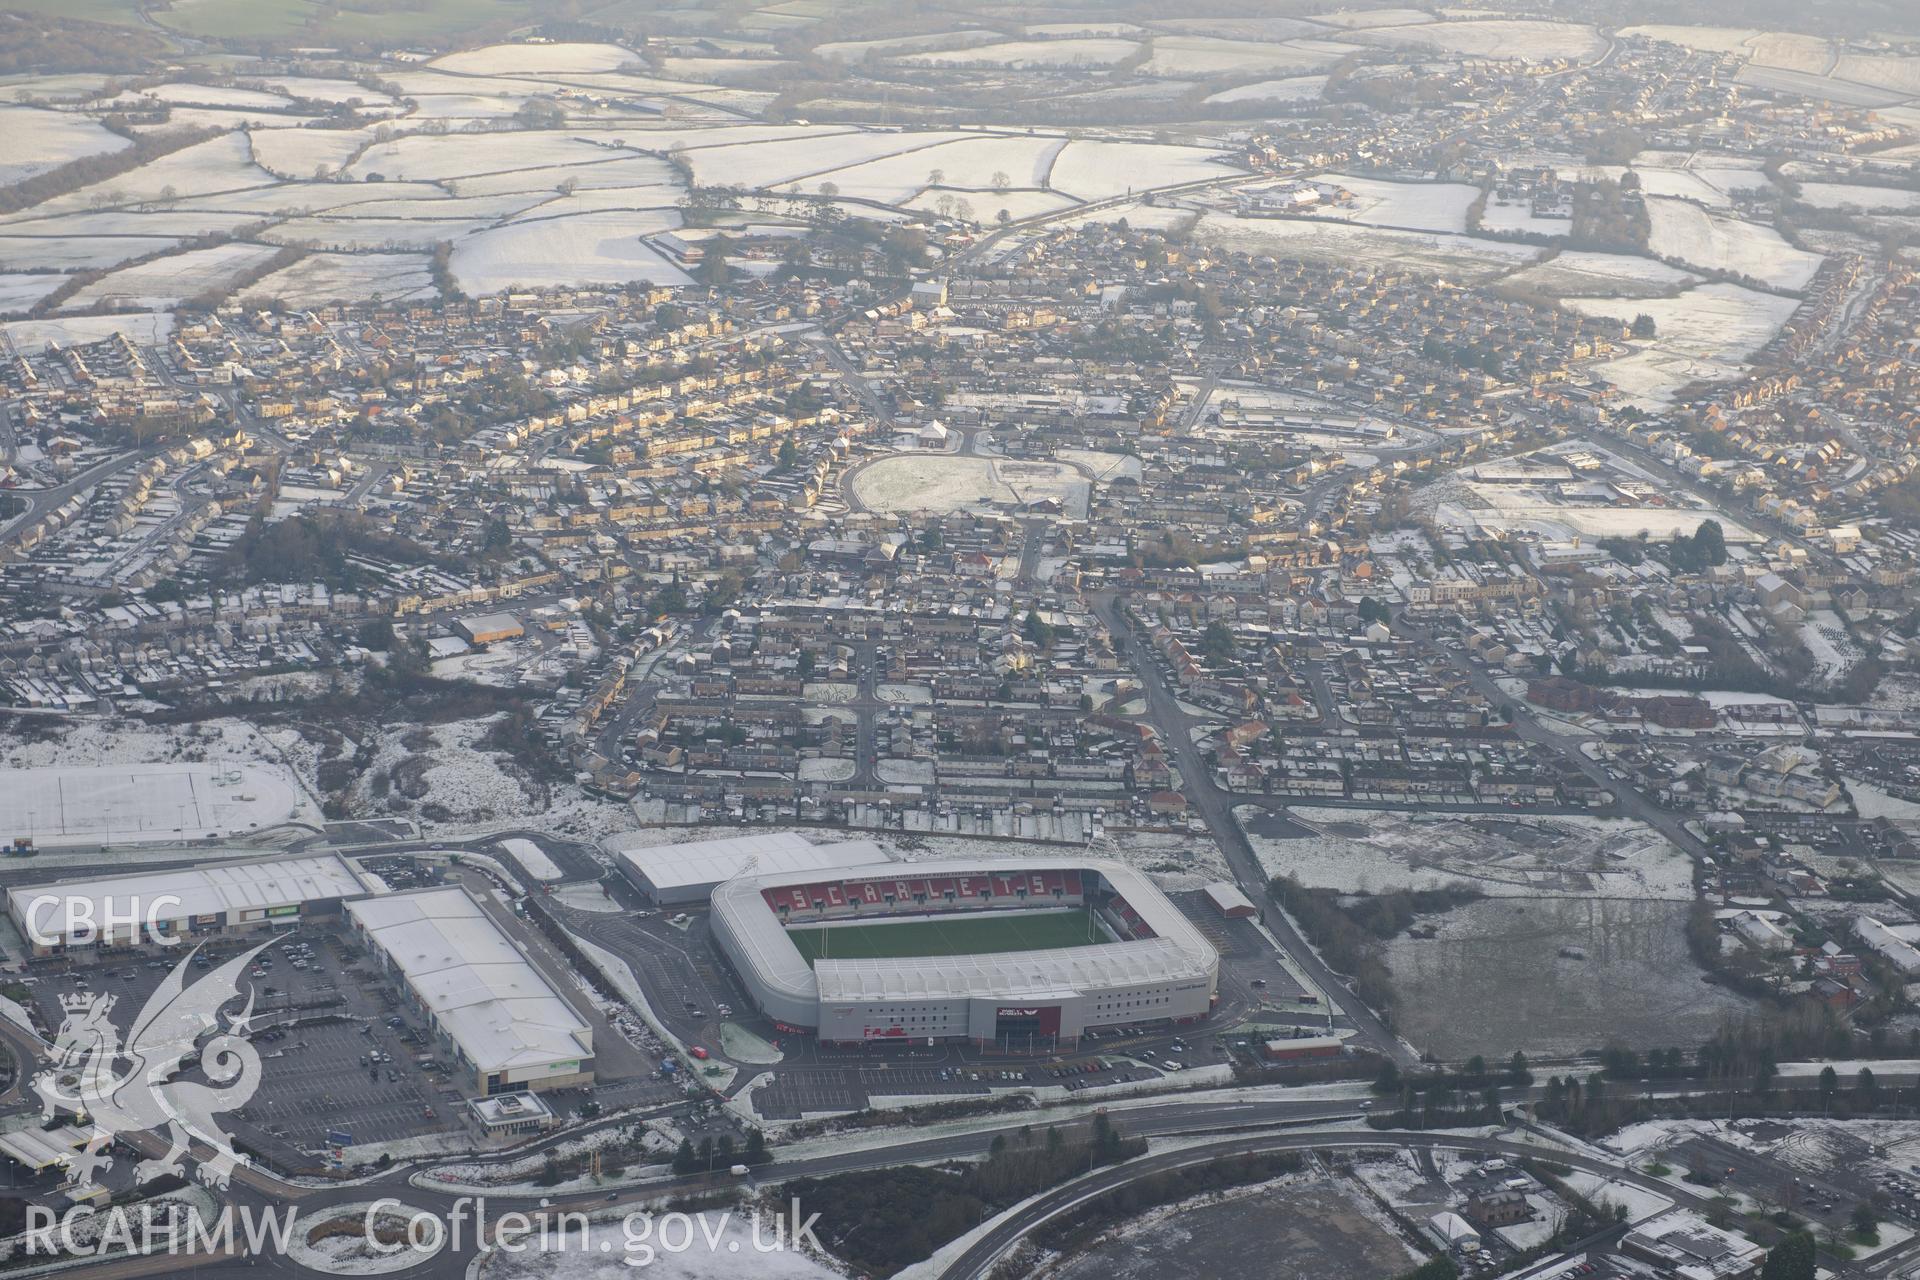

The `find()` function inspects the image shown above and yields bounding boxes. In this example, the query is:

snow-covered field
[64,242,282,311]
[3,312,175,349]
[0,274,63,315]
[1619,25,1764,54]
[1240,806,1695,900]
[240,251,437,306]
[1830,54,1920,96]
[0,235,181,272]
[900,38,1141,68]
[1846,779,1920,822]
[247,126,377,180]
[0,105,130,187]
[1500,249,1700,298]
[1563,282,1804,408]
[802,133,1063,206]
[432,42,644,76]
[35,132,275,216]
[1737,64,1908,107]
[1630,155,1773,210]
[1434,471,1761,543]
[1308,174,1479,234]
[848,454,1088,517]
[346,133,622,184]
[1476,198,1572,240]
[798,758,857,783]
[901,187,1077,223]
[1315,8,1435,29]
[1384,895,1752,1058]
[143,82,293,111]
[450,210,691,294]
[0,756,316,846]
[1049,140,1236,201]
[1629,25,1920,101]
[1141,36,1356,77]
[1643,196,1824,292]
[1203,76,1328,105]
[814,30,1000,59]
[1357,19,1607,63]
[0,62,1249,308]
[1793,183,1920,213]
[1195,213,1543,282]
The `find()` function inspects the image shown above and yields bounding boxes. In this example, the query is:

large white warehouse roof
[607,831,886,895]
[10,854,367,943]
[346,888,592,1076]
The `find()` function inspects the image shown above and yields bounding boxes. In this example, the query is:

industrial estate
[3,0,1920,1277]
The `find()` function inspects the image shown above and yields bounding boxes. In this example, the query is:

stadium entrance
[992,1004,1062,1053]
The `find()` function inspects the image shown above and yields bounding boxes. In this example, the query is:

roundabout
[284,1201,448,1276]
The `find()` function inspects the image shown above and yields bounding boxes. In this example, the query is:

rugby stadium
[711,857,1219,1048]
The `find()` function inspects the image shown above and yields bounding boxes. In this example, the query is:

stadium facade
[711,857,1218,1047]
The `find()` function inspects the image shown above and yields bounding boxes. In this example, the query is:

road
[1091,590,1414,1068]
[1392,612,1709,860]
[811,332,892,432]
[28,1091,1378,1280]
[938,1126,1716,1280]
[0,447,163,547]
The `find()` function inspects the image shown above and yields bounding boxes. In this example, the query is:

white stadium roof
[713,857,1216,1006]
[817,937,1209,1002]
[607,831,886,895]
[10,854,368,942]
[346,888,591,1076]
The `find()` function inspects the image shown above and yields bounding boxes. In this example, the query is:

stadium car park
[21,927,466,1166]
[6,835,1338,1177]
[9,854,684,1170]
[540,840,1337,1116]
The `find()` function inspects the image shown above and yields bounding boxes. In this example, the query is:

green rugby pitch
[787,907,1106,964]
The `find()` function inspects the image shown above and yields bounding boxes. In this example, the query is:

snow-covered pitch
[0,761,317,848]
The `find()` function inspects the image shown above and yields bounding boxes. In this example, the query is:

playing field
[787,908,1107,964]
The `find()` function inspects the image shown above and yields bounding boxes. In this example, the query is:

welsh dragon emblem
[31,942,269,1191]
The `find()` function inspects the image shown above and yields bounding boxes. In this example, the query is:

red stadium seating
[761,867,1094,923]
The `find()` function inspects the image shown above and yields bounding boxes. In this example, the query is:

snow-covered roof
[346,888,591,1075]
[11,854,368,942]
[714,857,1217,1006]
[606,831,886,895]
[1203,881,1256,915]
